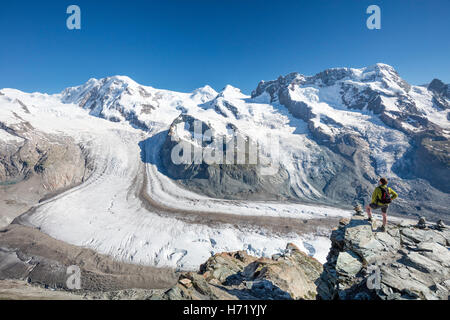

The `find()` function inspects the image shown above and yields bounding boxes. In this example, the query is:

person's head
[379,177,388,186]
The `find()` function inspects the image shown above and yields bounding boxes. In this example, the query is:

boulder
[317,216,450,300]
[160,243,323,300]
[336,251,362,276]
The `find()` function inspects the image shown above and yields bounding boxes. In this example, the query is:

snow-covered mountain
[0,63,448,269]
[248,64,450,217]
[60,75,218,131]
[58,63,448,218]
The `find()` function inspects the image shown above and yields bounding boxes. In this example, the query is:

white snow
[409,85,450,130]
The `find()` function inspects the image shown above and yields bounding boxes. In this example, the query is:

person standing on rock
[366,177,398,232]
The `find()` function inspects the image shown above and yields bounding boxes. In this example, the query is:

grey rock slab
[403,251,445,274]
[380,268,434,299]
[416,242,450,268]
[355,238,385,264]
[375,231,401,251]
[401,228,447,246]
[336,251,363,277]
[344,223,373,249]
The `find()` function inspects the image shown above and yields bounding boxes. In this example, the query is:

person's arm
[371,187,379,204]
[389,187,398,200]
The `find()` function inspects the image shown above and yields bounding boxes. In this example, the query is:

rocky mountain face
[160,114,292,200]
[318,216,449,300]
[0,123,90,189]
[427,79,450,111]
[61,76,155,130]
[60,76,217,131]
[0,117,92,228]
[158,243,322,300]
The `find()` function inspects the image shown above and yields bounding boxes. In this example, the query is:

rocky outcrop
[0,224,178,293]
[156,243,322,300]
[61,76,153,130]
[318,216,450,300]
[0,133,89,191]
[411,135,450,193]
[427,79,449,110]
[0,121,93,228]
[0,234,323,300]
[160,114,292,201]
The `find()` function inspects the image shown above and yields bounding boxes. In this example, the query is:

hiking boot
[380,225,386,232]
[367,217,372,222]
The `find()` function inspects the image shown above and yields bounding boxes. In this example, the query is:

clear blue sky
[0,0,449,94]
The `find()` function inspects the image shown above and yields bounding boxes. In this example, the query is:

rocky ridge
[318,215,450,300]
[154,215,449,300]
[68,242,324,300]
[158,243,322,300]
[0,119,93,228]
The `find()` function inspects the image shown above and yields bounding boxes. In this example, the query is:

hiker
[365,177,398,232]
